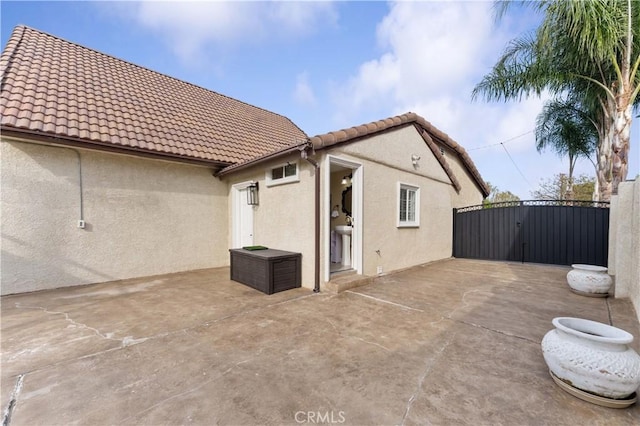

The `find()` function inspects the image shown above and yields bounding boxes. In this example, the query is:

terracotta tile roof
[309,112,490,197]
[0,26,307,166]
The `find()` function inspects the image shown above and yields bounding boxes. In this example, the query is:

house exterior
[0,26,489,296]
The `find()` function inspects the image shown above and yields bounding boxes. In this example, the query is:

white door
[233,185,254,248]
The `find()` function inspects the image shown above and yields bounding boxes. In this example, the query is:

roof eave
[412,116,490,197]
[216,141,310,178]
[308,112,490,198]
[0,127,232,169]
[416,125,462,193]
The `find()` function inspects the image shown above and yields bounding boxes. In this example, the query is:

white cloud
[110,1,337,61]
[330,1,565,198]
[488,95,548,153]
[268,2,337,33]
[293,72,317,107]
[332,1,507,125]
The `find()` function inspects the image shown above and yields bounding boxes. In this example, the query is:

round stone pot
[566,264,612,296]
[541,317,640,401]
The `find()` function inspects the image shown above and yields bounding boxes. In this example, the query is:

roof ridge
[0,25,27,90]
[1,25,307,165]
[309,111,490,197]
[10,25,305,133]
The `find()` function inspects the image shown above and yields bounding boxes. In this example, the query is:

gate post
[452,208,458,257]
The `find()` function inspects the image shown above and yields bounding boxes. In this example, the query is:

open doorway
[326,156,362,279]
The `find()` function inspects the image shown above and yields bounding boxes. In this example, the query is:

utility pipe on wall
[302,145,321,293]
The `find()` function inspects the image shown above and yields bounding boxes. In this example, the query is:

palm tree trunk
[565,153,575,200]
[597,99,615,202]
[611,99,633,195]
[611,0,634,195]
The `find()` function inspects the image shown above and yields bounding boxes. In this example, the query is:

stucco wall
[1,139,229,295]
[225,153,316,290]
[326,126,483,277]
[608,177,640,321]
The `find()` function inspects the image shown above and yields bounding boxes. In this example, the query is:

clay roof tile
[308,112,490,197]
[0,25,307,166]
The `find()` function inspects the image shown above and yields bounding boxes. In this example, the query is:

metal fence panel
[453,201,609,266]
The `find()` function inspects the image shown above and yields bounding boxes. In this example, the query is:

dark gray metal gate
[453,200,610,266]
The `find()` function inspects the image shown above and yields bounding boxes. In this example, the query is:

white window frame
[265,161,299,187]
[397,182,420,227]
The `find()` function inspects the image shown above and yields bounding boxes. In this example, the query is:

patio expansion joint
[1,374,24,426]
[445,317,539,345]
[323,317,392,352]
[344,291,425,312]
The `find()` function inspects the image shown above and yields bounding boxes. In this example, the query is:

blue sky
[2,1,638,199]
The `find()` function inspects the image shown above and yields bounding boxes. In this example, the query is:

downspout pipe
[302,145,321,293]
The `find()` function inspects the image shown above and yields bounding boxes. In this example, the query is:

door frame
[324,155,363,280]
[231,181,255,248]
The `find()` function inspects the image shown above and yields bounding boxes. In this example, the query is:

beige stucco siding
[608,177,640,321]
[360,161,454,275]
[225,154,316,290]
[1,139,229,295]
[325,126,482,277]
[337,126,452,186]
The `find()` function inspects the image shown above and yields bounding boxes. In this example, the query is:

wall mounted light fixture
[247,182,259,205]
[341,173,352,185]
[411,154,421,165]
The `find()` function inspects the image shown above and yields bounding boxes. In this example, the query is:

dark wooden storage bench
[229,249,301,295]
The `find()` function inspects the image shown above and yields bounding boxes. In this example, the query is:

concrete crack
[400,337,452,425]
[118,358,252,423]
[2,374,24,426]
[447,287,492,318]
[353,336,391,352]
[14,303,121,342]
[14,292,319,351]
[10,292,322,377]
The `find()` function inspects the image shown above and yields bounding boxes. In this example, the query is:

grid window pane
[407,190,416,222]
[271,167,284,180]
[399,184,418,225]
[399,188,407,221]
[284,163,297,177]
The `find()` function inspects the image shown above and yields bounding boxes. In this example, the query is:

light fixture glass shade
[341,177,347,185]
[247,182,259,205]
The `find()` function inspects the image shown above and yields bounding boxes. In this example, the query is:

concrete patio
[1,258,639,425]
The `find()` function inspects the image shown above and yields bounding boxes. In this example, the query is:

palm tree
[473,0,639,201]
[535,94,598,199]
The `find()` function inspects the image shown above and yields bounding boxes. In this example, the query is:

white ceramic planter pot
[542,317,640,400]
[566,264,612,296]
